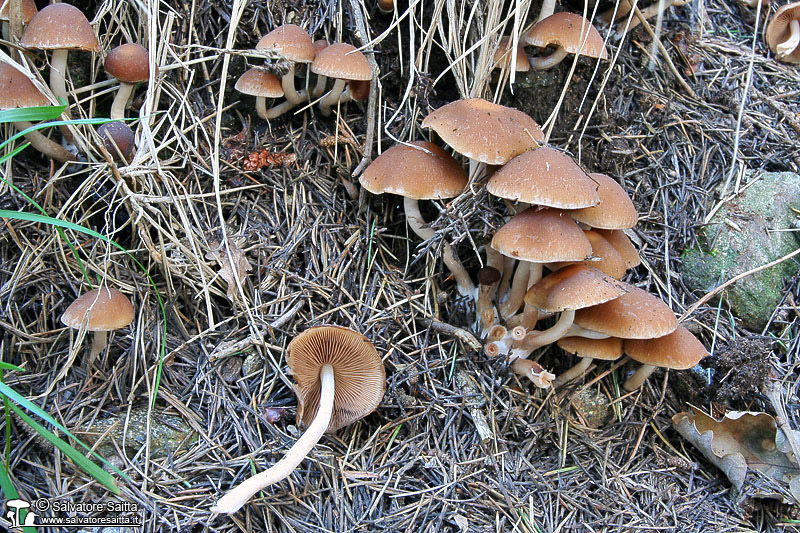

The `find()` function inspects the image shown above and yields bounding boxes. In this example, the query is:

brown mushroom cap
[359,141,468,200]
[20,3,100,52]
[61,288,134,332]
[421,98,543,165]
[624,326,707,370]
[766,2,800,63]
[597,229,641,269]
[549,230,628,279]
[524,264,628,313]
[256,23,315,63]
[0,0,38,24]
[310,43,372,81]
[234,68,284,98]
[557,336,623,361]
[0,63,50,109]
[486,147,600,208]
[494,36,530,72]
[525,12,608,60]
[568,173,637,229]
[105,43,150,83]
[287,325,386,433]
[574,284,678,339]
[97,121,136,162]
[491,207,592,262]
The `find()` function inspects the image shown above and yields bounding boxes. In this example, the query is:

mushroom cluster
[235,24,372,119]
[362,97,707,391]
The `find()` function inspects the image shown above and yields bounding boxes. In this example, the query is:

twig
[426,318,483,351]
[348,0,379,177]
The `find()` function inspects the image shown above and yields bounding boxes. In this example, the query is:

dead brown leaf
[206,238,252,303]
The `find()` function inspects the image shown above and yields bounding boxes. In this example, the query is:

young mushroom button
[105,43,150,120]
[525,13,608,70]
[20,3,101,108]
[360,141,474,297]
[61,288,134,360]
[97,121,136,163]
[211,326,385,514]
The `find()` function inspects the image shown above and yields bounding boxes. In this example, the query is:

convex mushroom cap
[624,326,707,370]
[256,24,315,64]
[766,2,800,63]
[491,207,592,262]
[525,13,608,70]
[574,284,677,339]
[557,336,623,361]
[524,264,628,313]
[235,68,283,98]
[360,141,468,199]
[311,43,371,115]
[61,287,134,331]
[494,36,530,72]
[550,229,628,279]
[0,63,49,108]
[568,173,637,229]
[421,98,543,165]
[105,43,149,83]
[21,3,100,52]
[486,146,600,208]
[597,229,640,269]
[288,325,385,433]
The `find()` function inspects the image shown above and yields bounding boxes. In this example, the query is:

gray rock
[682,171,800,330]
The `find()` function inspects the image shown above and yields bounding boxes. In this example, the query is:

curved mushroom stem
[499,262,529,319]
[520,263,543,331]
[281,64,306,104]
[615,0,678,35]
[601,0,633,23]
[49,49,70,111]
[554,357,593,386]
[260,91,308,119]
[623,364,656,391]
[496,256,515,304]
[89,331,108,360]
[211,364,335,514]
[777,19,800,59]
[536,0,557,22]
[13,121,76,162]
[510,309,575,360]
[110,82,135,120]
[312,74,328,99]
[319,78,347,116]
[564,324,610,339]
[511,359,554,388]
[404,196,476,298]
[529,46,569,70]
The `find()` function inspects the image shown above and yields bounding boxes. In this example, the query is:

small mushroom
[555,336,623,385]
[20,4,100,109]
[256,24,315,105]
[525,13,608,70]
[0,62,75,162]
[493,36,530,73]
[377,0,394,14]
[477,261,503,335]
[766,2,800,64]
[310,43,372,116]
[104,43,150,120]
[211,326,385,514]
[359,141,474,297]
[97,121,136,163]
[623,326,707,390]
[597,229,641,269]
[234,68,286,119]
[61,287,134,361]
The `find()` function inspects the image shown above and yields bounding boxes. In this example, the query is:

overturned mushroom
[766,2,800,64]
[211,326,385,514]
[525,13,608,70]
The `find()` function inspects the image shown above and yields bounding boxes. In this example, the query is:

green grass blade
[0,382,128,482]
[0,142,31,165]
[0,117,116,154]
[0,210,167,407]
[0,104,67,124]
[0,362,25,372]
[8,404,120,494]
[0,457,37,533]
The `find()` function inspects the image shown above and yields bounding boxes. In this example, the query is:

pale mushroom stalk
[529,46,569,70]
[88,330,107,360]
[554,357,594,385]
[564,323,611,339]
[496,256,515,304]
[262,90,308,119]
[12,121,75,162]
[319,78,347,116]
[110,82,135,120]
[519,263,543,330]
[777,19,800,58]
[281,63,306,104]
[49,48,71,114]
[312,74,327,99]
[404,196,476,298]
[510,309,576,360]
[536,0,557,22]
[211,364,335,514]
[499,262,529,318]
[623,364,656,391]
[511,359,555,388]
[477,249,504,334]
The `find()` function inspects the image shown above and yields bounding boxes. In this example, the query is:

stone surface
[682,171,800,331]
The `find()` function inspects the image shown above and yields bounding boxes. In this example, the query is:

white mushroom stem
[616,0,678,35]
[536,0,557,22]
[496,256,515,304]
[499,262,529,319]
[259,90,308,119]
[281,64,307,104]
[623,364,656,391]
[89,330,108,360]
[529,46,569,70]
[110,82,135,120]
[211,364,335,514]
[404,196,476,298]
[519,263,543,331]
[12,121,75,162]
[312,74,328,99]
[49,49,71,114]
[511,359,554,388]
[565,324,610,339]
[319,78,347,116]
[477,248,504,334]
[554,357,593,386]
[510,309,576,360]
[777,19,800,59]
